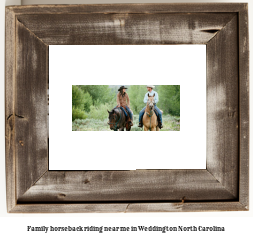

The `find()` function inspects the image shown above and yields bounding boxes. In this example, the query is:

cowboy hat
[118,86,128,91]
[147,85,155,89]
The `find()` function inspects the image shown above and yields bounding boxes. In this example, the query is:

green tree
[72,85,85,109]
[83,92,93,112]
[88,100,115,120]
[78,85,114,105]
[110,86,118,100]
[128,85,147,114]
[72,107,87,121]
[72,85,88,121]
[158,85,180,116]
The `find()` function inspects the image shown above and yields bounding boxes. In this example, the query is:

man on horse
[138,85,163,129]
[116,86,133,126]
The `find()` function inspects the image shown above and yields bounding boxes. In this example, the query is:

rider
[138,85,163,129]
[116,86,133,126]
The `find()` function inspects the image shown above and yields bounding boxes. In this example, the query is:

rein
[146,110,154,130]
[108,109,122,130]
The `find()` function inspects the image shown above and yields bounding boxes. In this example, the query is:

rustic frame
[5,4,249,213]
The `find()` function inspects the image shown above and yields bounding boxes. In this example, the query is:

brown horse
[107,108,132,131]
[142,94,160,131]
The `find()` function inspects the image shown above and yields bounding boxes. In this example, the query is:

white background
[0,0,252,237]
[49,45,206,170]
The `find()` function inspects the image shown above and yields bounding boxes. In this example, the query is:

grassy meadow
[72,114,180,131]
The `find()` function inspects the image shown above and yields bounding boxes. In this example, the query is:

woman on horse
[116,86,133,126]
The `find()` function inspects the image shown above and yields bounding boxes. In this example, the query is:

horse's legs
[126,125,131,131]
[156,126,160,131]
[151,127,156,131]
[144,126,148,131]
[119,127,124,131]
[125,122,132,131]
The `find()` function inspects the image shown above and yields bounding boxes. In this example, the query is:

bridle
[146,110,154,131]
[146,99,155,130]
[108,109,122,130]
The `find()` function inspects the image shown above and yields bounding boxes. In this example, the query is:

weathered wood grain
[126,202,248,213]
[18,170,236,202]
[10,202,247,213]
[238,4,249,209]
[16,13,235,45]
[10,203,132,213]
[7,3,246,15]
[5,7,17,212]
[5,3,249,213]
[206,16,239,198]
[15,20,48,200]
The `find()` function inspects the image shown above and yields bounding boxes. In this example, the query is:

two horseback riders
[108,85,163,131]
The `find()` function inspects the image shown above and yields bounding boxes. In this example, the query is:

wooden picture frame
[5,3,249,213]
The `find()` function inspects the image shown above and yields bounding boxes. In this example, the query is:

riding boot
[138,117,143,127]
[158,118,163,129]
[138,111,145,127]
[127,114,133,126]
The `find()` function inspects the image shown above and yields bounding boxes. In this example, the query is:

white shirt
[143,90,159,104]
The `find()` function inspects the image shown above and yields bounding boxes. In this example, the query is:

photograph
[72,85,180,131]
[2,1,251,226]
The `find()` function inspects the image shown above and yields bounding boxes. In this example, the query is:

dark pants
[139,105,162,124]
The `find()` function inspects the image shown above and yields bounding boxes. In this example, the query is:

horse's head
[107,109,119,130]
[147,93,155,111]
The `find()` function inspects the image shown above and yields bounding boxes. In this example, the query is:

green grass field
[72,114,180,131]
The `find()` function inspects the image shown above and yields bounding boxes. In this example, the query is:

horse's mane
[109,108,121,115]
[108,106,131,131]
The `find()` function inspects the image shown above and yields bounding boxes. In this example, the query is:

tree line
[72,85,180,121]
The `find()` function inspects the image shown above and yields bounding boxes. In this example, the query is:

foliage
[72,85,117,120]
[72,114,180,131]
[72,85,88,121]
[88,100,115,120]
[130,115,143,131]
[159,114,180,131]
[127,85,148,114]
[78,85,114,105]
[109,86,118,99]
[158,85,180,116]
[72,118,109,131]
[72,107,87,121]
[83,92,93,112]
[72,85,86,109]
